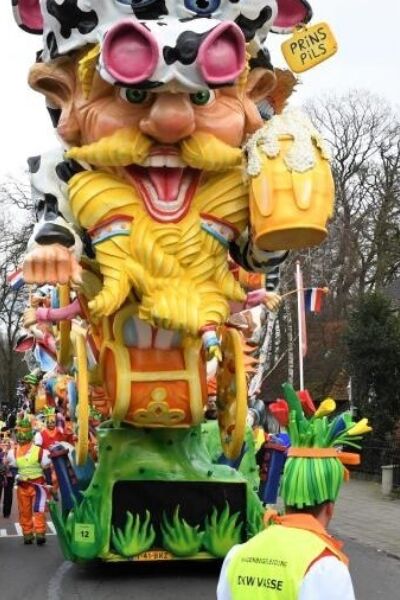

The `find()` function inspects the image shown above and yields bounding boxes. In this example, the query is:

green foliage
[202,503,242,558]
[112,511,155,558]
[161,507,203,556]
[345,292,400,438]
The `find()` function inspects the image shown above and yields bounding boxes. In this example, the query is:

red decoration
[269,399,289,427]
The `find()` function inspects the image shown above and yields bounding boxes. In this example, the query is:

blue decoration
[261,433,290,505]
[184,0,221,16]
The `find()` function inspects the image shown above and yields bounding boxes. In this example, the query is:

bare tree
[306,90,400,308]
[0,177,33,406]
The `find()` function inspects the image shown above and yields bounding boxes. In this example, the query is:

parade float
[9,0,344,562]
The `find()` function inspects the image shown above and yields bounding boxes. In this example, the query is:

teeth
[142,154,185,168]
[148,155,164,167]
[166,155,185,167]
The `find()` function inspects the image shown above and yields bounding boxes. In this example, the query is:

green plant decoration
[111,510,155,558]
[161,506,204,557]
[64,495,103,560]
[202,503,242,558]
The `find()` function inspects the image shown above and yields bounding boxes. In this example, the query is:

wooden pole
[296,261,305,391]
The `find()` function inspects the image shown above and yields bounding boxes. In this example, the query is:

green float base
[51,421,264,562]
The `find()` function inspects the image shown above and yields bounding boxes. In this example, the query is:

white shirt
[34,431,43,447]
[217,545,356,600]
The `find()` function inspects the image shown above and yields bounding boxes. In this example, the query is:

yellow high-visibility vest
[16,445,43,481]
[227,524,344,599]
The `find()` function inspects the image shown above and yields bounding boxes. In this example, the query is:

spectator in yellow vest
[217,384,372,600]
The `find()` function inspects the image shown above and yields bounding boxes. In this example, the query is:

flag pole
[296,261,305,391]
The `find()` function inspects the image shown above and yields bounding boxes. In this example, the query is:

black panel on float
[111,481,247,546]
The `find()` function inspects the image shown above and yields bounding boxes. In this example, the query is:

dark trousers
[0,477,14,517]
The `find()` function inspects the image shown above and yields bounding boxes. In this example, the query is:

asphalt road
[0,526,399,600]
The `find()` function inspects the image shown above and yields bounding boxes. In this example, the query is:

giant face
[29,46,275,223]
[17,0,316,298]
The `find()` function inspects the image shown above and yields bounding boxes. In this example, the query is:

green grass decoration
[202,503,242,557]
[280,383,372,509]
[112,510,155,558]
[161,506,203,556]
[64,494,103,559]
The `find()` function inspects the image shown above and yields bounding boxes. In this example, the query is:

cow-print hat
[12,1,312,59]
[12,1,312,91]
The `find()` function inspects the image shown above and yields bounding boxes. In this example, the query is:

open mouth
[124,148,200,222]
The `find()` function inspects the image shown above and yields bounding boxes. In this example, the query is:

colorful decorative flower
[269,399,289,428]
[314,397,336,418]
[347,418,372,437]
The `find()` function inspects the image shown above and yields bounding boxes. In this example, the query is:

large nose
[139,94,196,144]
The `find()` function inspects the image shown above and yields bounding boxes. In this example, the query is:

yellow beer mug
[248,118,335,251]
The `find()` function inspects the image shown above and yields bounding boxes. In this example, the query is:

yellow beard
[69,168,249,336]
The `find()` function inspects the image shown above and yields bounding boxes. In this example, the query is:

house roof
[328,369,350,402]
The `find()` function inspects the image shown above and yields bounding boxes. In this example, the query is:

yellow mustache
[66,128,152,167]
[66,129,243,171]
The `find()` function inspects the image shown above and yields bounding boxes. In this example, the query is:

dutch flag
[33,483,48,513]
[304,288,325,313]
[7,268,25,291]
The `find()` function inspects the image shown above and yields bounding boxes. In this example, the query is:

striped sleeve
[230,230,288,292]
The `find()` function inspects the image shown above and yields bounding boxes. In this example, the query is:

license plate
[134,549,174,561]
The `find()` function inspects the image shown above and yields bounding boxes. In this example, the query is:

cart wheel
[75,332,89,466]
[216,327,247,460]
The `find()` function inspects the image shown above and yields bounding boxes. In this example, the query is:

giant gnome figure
[11,0,335,562]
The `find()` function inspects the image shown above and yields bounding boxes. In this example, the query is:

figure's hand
[264,292,282,312]
[207,343,222,363]
[23,308,38,328]
[23,245,82,285]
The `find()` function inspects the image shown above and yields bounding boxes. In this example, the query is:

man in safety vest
[7,415,52,545]
[217,384,372,600]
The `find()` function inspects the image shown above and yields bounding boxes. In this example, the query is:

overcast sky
[0,0,399,176]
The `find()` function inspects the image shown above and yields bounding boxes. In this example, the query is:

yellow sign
[281,22,338,73]
[74,523,95,544]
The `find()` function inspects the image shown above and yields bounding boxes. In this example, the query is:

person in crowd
[217,387,372,600]
[6,415,52,545]
[34,406,66,450]
[0,430,14,518]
